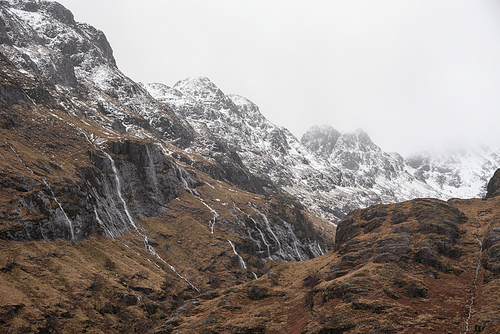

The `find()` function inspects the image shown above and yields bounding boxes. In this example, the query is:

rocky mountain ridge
[1,0,498,228]
[0,1,499,333]
[145,79,500,223]
[0,0,497,257]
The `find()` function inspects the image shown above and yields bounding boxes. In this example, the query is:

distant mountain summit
[301,125,341,158]
[302,124,500,200]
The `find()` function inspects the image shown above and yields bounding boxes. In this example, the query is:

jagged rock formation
[486,168,500,199]
[407,148,500,199]
[148,76,500,223]
[304,126,500,205]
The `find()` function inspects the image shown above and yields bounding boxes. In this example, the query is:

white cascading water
[103,151,201,293]
[94,208,115,239]
[228,239,247,269]
[228,240,258,279]
[463,236,484,334]
[316,243,326,256]
[176,166,219,233]
[282,219,307,261]
[251,206,283,257]
[197,198,218,234]
[7,143,76,240]
[231,202,273,261]
[103,152,138,231]
[248,216,272,259]
[42,179,75,240]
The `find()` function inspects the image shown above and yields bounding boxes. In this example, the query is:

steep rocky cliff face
[0,0,330,264]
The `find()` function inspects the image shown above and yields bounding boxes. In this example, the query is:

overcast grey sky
[56,0,500,155]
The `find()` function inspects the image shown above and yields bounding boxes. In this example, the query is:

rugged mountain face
[0,1,339,331]
[147,80,423,222]
[407,148,500,199]
[1,1,500,332]
[302,126,410,188]
[0,0,331,274]
[143,79,341,189]
[169,191,500,333]
[147,77,500,224]
[144,80,348,222]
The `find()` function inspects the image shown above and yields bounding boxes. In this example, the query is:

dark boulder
[485,169,500,199]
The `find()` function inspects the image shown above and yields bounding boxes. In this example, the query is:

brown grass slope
[169,196,500,334]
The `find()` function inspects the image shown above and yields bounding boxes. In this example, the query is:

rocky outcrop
[482,212,500,281]
[486,168,500,199]
[331,198,466,279]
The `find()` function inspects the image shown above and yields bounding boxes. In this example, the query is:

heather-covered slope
[171,193,500,334]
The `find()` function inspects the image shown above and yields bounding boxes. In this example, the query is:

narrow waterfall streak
[94,208,115,239]
[231,202,271,261]
[464,236,484,333]
[283,221,306,261]
[317,243,325,256]
[196,197,218,234]
[42,179,75,240]
[157,142,173,157]
[294,241,304,261]
[9,144,35,174]
[118,225,201,293]
[177,167,218,233]
[102,153,201,293]
[148,245,201,293]
[476,237,482,248]
[228,240,247,269]
[90,185,129,236]
[103,152,138,231]
[249,216,272,259]
[251,206,282,254]
[137,228,201,293]
[123,283,153,326]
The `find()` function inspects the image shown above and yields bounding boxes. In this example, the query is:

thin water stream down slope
[463,236,483,333]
